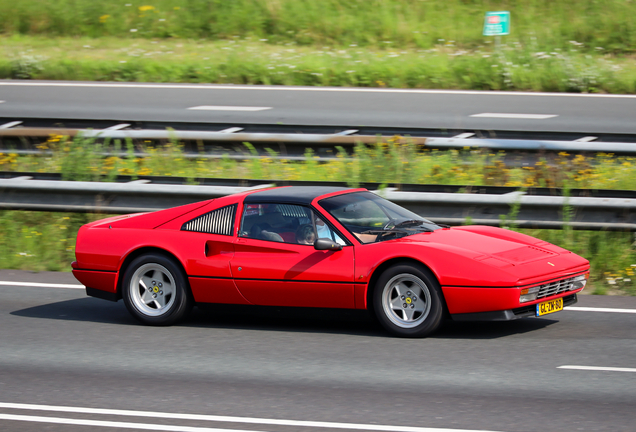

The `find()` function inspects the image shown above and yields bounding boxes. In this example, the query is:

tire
[122,253,193,325]
[373,264,443,338]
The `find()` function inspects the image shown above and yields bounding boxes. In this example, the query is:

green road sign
[483,11,510,36]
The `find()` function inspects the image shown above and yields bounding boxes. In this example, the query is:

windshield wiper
[393,219,427,228]
[362,229,407,234]
[362,226,433,235]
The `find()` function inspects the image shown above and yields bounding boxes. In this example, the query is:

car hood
[399,225,588,285]
[420,226,562,262]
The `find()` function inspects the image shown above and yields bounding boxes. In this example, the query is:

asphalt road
[1,81,636,134]
[0,269,635,432]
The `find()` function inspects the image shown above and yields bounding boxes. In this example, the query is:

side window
[181,204,236,236]
[314,213,347,245]
[239,203,346,245]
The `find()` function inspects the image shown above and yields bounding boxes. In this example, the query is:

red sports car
[72,186,589,337]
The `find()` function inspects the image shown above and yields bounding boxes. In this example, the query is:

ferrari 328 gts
[72,187,589,337]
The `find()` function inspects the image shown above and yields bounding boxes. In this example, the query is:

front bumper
[451,293,578,321]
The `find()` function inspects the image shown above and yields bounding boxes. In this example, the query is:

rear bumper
[451,293,578,321]
[86,286,119,302]
[72,269,119,302]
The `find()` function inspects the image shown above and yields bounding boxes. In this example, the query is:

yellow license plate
[536,297,564,316]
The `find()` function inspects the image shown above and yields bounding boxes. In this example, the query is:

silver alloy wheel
[129,263,176,317]
[381,273,432,328]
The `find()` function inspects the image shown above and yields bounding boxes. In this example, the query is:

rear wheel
[122,253,193,325]
[373,264,443,337]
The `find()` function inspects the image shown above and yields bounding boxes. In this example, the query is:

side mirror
[314,238,343,251]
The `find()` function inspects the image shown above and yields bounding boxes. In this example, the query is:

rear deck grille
[536,276,575,299]
[181,204,236,236]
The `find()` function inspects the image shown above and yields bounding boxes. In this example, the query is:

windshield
[319,191,441,244]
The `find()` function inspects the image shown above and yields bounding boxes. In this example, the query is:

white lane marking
[3,281,636,314]
[0,281,84,289]
[218,127,244,133]
[0,403,500,432]
[3,281,635,315]
[0,100,5,103]
[470,113,558,119]
[1,81,636,99]
[0,413,264,432]
[0,120,22,129]
[565,306,636,314]
[104,123,131,131]
[558,365,636,373]
[187,105,271,111]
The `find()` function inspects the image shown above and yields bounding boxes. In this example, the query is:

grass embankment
[2,0,636,92]
[3,0,636,52]
[1,135,635,295]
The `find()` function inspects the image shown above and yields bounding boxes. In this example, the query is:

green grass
[1,2,635,91]
[0,211,99,272]
[4,135,636,189]
[2,0,636,54]
[1,135,636,294]
[520,228,636,295]
[2,36,636,93]
[3,134,636,188]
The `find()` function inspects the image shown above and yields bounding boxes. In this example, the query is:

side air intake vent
[181,205,236,236]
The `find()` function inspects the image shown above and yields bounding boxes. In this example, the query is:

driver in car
[296,224,316,245]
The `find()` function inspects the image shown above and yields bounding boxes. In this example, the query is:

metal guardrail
[0,127,426,145]
[0,177,273,213]
[3,124,636,154]
[380,188,636,231]
[424,137,636,153]
[1,175,635,231]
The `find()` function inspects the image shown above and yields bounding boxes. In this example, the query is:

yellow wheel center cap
[153,286,159,293]
[406,297,412,304]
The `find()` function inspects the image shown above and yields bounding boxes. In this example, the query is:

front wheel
[373,264,443,337]
[122,253,193,325]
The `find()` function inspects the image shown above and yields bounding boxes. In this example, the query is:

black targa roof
[244,186,353,205]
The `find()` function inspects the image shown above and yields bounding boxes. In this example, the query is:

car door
[230,203,355,308]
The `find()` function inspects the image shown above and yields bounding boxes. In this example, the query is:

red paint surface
[354,284,368,309]
[231,238,355,308]
[234,280,354,308]
[189,277,250,305]
[443,284,586,314]
[72,269,118,293]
